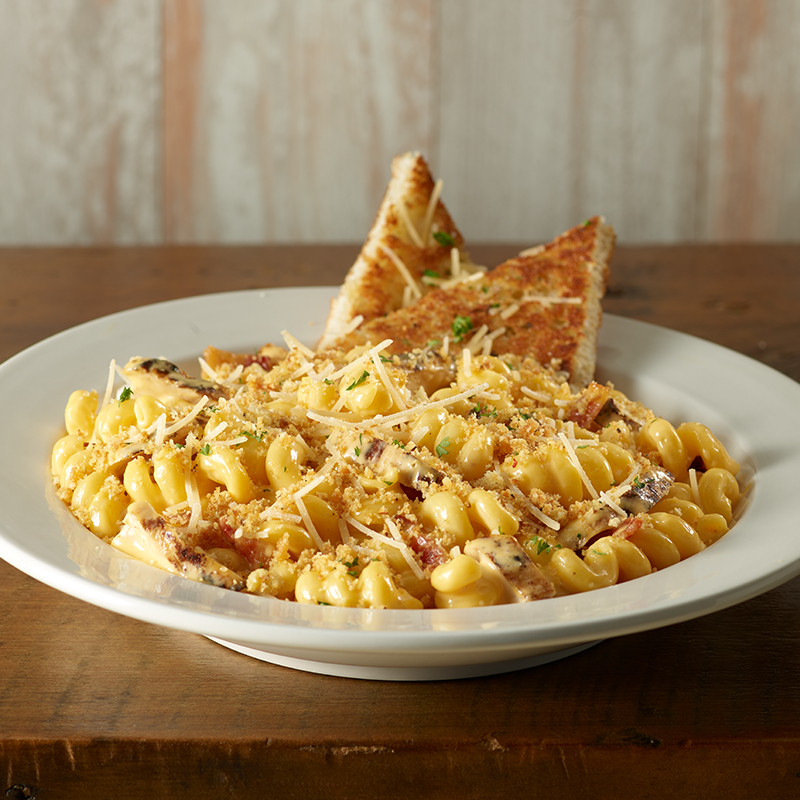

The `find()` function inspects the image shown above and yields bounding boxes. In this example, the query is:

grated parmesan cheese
[397,198,424,248]
[343,314,365,335]
[163,396,209,438]
[558,431,599,500]
[371,352,407,411]
[281,330,316,359]
[293,495,325,551]
[421,179,444,245]
[379,244,422,305]
[307,382,490,432]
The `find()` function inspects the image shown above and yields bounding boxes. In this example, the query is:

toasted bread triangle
[318,152,470,349]
[322,216,615,390]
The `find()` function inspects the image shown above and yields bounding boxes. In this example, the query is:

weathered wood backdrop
[1,0,798,246]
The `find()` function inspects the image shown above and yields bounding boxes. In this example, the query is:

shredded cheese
[343,314,365,335]
[293,495,325,551]
[505,481,561,531]
[281,330,315,359]
[371,352,407,410]
[397,198,424,247]
[379,244,422,304]
[163,396,209,438]
[558,431,599,500]
[328,339,393,381]
[258,508,304,525]
[307,382,490,431]
[291,456,338,501]
[421,179,444,245]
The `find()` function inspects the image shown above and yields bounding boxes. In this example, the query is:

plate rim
[1,286,799,659]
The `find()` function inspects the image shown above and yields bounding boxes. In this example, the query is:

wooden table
[1,244,799,799]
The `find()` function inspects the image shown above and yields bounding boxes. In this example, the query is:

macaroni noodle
[50,337,744,610]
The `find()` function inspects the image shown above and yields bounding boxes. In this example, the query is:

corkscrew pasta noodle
[51,337,744,610]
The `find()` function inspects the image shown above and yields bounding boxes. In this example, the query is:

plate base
[206,636,603,681]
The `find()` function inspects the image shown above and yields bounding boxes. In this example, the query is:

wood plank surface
[0,0,160,244]
[1,243,799,798]
[1,1,799,245]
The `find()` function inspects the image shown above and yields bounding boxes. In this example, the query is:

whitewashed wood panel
[701,0,800,241]
[0,0,160,244]
[436,0,708,245]
[163,0,435,243]
[0,0,798,245]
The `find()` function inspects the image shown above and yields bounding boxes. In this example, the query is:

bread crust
[322,216,615,390]
[318,152,467,349]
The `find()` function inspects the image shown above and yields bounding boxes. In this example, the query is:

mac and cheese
[51,335,744,610]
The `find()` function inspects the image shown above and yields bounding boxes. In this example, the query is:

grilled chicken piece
[122,357,229,404]
[330,430,443,491]
[112,501,245,590]
[464,535,555,601]
[617,466,674,515]
[557,466,674,549]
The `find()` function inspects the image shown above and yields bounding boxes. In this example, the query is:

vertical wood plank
[0,0,160,245]
[161,0,435,244]
[701,0,800,241]
[163,0,204,243]
[436,0,707,245]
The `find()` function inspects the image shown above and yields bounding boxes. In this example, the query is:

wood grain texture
[701,0,800,241]
[437,0,708,245]
[0,0,160,244]
[1,244,800,799]
[0,0,799,245]
[162,0,434,243]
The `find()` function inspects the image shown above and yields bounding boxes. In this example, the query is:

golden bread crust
[323,216,615,389]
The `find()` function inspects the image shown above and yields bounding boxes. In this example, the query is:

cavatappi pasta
[51,334,743,610]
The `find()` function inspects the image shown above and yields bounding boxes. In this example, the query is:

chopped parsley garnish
[207,405,219,413]
[471,402,498,419]
[529,536,562,556]
[199,444,212,456]
[436,437,451,458]
[392,439,406,450]
[241,430,266,442]
[433,231,455,247]
[423,269,440,278]
[323,378,334,385]
[118,387,133,405]
[342,557,360,577]
[346,370,370,390]
[451,315,473,342]
[426,338,440,348]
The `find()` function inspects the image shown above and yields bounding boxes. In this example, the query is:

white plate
[1,287,798,681]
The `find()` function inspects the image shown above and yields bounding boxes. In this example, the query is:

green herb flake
[471,402,498,419]
[451,315,473,342]
[433,231,455,247]
[423,269,440,278]
[436,437,451,458]
[199,444,212,456]
[207,405,219,413]
[118,387,133,405]
[346,370,370,390]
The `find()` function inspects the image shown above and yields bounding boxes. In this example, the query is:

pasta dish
[50,330,742,610]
